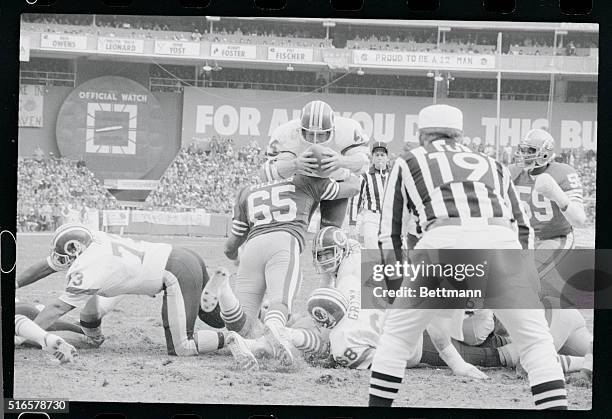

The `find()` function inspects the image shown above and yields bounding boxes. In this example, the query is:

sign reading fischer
[267,47,314,62]
[56,76,165,181]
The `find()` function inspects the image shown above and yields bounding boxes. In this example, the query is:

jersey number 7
[247,184,298,226]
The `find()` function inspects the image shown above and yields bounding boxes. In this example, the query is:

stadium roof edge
[229,17,598,32]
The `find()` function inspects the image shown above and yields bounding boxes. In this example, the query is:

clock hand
[95,125,124,133]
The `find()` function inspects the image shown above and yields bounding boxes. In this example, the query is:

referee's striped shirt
[379,141,534,251]
[349,166,389,224]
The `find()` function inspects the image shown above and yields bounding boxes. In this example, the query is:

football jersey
[267,116,369,180]
[59,233,172,309]
[231,175,342,251]
[509,162,583,240]
[330,242,385,369]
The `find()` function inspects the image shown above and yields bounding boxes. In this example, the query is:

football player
[24,224,225,357]
[201,174,359,366]
[303,227,488,378]
[262,100,370,228]
[510,128,592,384]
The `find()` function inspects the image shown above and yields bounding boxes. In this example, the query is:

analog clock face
[56,76,165,180]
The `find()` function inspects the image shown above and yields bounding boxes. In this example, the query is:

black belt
[425,218,513,232]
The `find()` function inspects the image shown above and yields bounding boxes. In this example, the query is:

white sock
[15,315,47,347]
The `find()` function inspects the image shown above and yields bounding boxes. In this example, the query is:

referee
[369,104,568,410]
[349,141,390,249]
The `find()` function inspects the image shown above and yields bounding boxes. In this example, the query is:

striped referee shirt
[349,166,389,224]
[379,140,534,251]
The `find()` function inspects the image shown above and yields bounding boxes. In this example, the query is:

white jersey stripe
[450,183,471,218]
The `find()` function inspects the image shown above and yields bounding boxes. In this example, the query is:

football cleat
[43,333,77,364]
[226,331,259,370]
[300,100,335,145]
[201,267,230,313]
[514,128,555,169]
[312,226,350,274]
[307,287,349,329]
[50,223,94,269]
[263,324,294,367]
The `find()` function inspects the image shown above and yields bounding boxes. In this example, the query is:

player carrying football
[20,224,225,357]
[200,174,359,366]
[262,100,370,228]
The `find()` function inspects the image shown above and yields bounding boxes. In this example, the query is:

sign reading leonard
[56,76,165,181]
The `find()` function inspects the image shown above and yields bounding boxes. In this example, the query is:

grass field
[13,230,593,409]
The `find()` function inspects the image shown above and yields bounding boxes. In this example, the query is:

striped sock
[369,370,403,407]
[531,380,568,410]
[286,328,323,353]
[221,301,247,333]
[15,314,46,347]
[558,354,584,373]
[264,309,287,331]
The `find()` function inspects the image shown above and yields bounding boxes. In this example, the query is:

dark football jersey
[231,175,341,251]
[509,162,583,240]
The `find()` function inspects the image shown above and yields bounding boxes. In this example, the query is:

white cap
[418,104,463,132]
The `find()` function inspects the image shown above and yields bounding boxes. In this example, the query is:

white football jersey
[329,240,385,369]
[267,116,369,180]
[59,233,172,309]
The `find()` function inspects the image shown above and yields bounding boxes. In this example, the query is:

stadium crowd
[17,153,117,232]
[21,14,597,55]
[145,139,263,213]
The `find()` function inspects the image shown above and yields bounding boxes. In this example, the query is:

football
[306,144,333,176]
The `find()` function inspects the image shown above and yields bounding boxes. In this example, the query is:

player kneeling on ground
[28,224,224,357]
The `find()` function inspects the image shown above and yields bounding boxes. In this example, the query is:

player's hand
[534,173,568,206]
[452,362,489,380]
[320,149,342,174]
[296,150,319,175]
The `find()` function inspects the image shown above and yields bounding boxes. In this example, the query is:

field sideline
[13,231,593,409]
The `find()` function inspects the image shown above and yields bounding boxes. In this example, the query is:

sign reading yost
[56,76,165,181]
[210,43,257,59]
[98,37,145,54]
[155,40,201,57]
[353,50,496,70]
[267,47,314,62]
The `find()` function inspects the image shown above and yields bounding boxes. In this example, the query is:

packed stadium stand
[17,156,117,231]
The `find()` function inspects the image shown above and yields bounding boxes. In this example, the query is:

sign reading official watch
[55,76,165,181]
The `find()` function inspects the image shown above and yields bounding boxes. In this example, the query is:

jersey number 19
[247,184,298,226]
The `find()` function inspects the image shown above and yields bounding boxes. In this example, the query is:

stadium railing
[19,70,76,87]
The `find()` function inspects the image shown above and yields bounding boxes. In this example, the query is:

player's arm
[320,176,360,201]
[426,322,488,380]
[225,190,250,260]
[33,297,77,331]
[534,170,586,227]
[16,258,58,288]
[320,145,369,175]
[504,167,534,249]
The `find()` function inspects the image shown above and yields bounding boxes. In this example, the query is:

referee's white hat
[418,104,463,132]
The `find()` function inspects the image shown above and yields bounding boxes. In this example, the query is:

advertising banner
[40,33,88,51]
[210,44,257,60]
[181,87,597,153]
[98,37,145,54]
[18,85,44,128]
[102,210,130,226]
[155,40,201,57]
[352,50,496,70]
[267,46,314,62]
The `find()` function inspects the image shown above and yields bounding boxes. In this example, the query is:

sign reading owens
[56,76,165,180]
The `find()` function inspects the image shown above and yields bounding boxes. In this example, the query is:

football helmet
[307,287,349,329]
[300,100,335,145]
[50,223,94,269]
[312,226,350,274]
[515,128,555,169]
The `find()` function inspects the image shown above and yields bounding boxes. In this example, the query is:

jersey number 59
[247,184,298,226]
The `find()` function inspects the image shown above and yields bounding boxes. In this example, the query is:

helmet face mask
[312,227,349,274]
[300,100,335,145]
[514,129,555,169]
[50,224,93,269]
